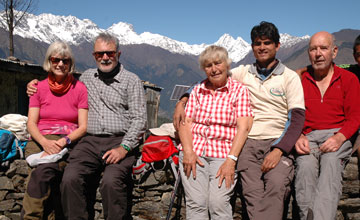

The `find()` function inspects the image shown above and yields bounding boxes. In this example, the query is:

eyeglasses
[50,57,71,65]
[92,51,117,59]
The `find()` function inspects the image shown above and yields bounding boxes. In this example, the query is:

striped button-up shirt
[180,77,253,158]
[79,64,147,149]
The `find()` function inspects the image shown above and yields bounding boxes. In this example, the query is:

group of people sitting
[173,22,360,220]
[21,21,360,220]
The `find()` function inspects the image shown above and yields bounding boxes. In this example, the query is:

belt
[86,132,125,137]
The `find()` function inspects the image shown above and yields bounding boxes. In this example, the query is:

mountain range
[0,12,359,118]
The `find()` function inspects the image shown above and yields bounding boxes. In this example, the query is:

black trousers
[60,135,135,220]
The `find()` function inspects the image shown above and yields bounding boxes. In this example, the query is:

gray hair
[198,45,232,70]
[43,41,75,73]
[93,32,120,52]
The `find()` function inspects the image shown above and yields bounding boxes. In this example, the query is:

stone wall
[0,157,359,220]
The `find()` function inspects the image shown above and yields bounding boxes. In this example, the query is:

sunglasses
[92,51,117,59]
[50,57,71,65]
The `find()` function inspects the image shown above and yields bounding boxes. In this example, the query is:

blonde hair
[43,41,75,73]
[198,45,232,70]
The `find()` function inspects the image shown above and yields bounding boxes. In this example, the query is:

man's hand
[295,66,308,77]
[173,98,187,131]
[102,146,128,164]
[183,150,204,179]
[216,158,236,189]
[27,79,39,97]
[320,132,346,153]
[261,148,283,173]
[295,134,310,155]
[295,65,312,77]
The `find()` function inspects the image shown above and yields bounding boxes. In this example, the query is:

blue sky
[36,0,359,44]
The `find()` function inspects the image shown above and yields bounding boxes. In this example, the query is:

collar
[304,63,341,84]
[249,59,285,80]
[94,63,122,84]
[98,62,120,79]
[199,76,232,93]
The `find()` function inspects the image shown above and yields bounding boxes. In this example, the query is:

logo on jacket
[270,88,285,96]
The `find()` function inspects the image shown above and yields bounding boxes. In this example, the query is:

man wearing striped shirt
[61,33,146,220]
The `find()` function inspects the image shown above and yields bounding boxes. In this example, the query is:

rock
[347,212,360,220]
[344,163,359,180]
[144,190,161,198]
[142,173,160,187]
[0,200,14,212]
[0,191,7,201]
[5,193,24,200]
[161,192,172,206]
[13,160,30,176]
[132,200,165,220]
[336,210,344,220]
[338,198,360,213]
[96,188,101,201]
[132,190,143,199]
[11,175,26,192]
[150,184,173,192]
[94,202,102,211]
[3,212,20,220]
[4,165,16,178]
[0,177,14,190]
[342,180,360,197]
[153,170,168,184]
[0,215,10,220]
[349,156,358,165]
[10,204,20,212]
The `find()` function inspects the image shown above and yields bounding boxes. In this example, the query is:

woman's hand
[40,138,62,155]
[216,158,236,189]
[183,150,204,179]
[55,137,67,149]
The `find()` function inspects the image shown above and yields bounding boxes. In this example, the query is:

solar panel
[170,85,191,100]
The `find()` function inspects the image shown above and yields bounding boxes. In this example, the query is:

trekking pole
[166,169,181,220]
[174,182,183,220]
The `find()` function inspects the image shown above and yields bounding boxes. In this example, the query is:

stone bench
[0,156,359,220]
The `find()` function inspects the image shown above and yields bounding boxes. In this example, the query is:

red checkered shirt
[179,77,253,158]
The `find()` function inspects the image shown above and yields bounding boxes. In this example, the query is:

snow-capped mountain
[214,34,251,63]
[0,12,309,62]
[14,13,103,45]
[280,33,310,48]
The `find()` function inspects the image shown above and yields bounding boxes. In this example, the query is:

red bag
[141,135,178,164]
[132,135,179,179]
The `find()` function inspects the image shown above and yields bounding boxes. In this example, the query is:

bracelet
[64,136,71,145]
[227,154,238,162]
[120,143,131,152]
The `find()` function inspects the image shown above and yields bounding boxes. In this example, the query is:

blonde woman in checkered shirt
[178,45,254,220]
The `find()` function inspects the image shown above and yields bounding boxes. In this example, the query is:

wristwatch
[227,154,238,162]
[64,136,71,145]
